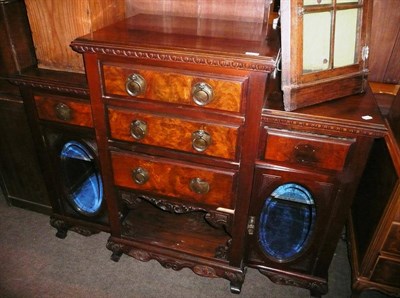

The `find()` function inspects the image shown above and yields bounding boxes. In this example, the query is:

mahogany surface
[1,3,395,296]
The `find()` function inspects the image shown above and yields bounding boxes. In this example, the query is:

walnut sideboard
[11,13,387,296]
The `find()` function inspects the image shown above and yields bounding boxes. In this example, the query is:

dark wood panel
[0,95,50,213]
[0,0,36,75]
[369,0,400,83]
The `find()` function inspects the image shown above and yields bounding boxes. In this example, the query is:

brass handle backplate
[132,167,149,185]
[192,82,214,106]
[189,177,210,194]
[55,102,72,121]
[294,143,317,164]
[125,73,146,97]
[130,119,147,140]
[192,130,211,152]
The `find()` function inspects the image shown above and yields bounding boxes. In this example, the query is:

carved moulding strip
[264,115,386,138]
[70,44,275,73]
[105,238,245,284]
[9,79,89,97]
[259,269,328,296]
[50,216,99,237]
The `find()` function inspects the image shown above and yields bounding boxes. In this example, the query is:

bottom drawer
[371,256,400,288]
[111,151,236,209]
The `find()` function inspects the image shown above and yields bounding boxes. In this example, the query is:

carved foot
[111,251,122,262]
[50,217,70,239]
[55,228,68,239]
[106,238,124,262]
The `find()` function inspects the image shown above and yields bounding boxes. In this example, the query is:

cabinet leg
[230,281,242,294]
[310,289,322,298]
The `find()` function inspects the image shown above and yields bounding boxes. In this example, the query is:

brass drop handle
[130,120,147,140]
[192,82,214,106]
[192,130,211,152]
[55,102,72,121]
[189,178,210,194]
[132,167,149,185]
[125,73,146,96]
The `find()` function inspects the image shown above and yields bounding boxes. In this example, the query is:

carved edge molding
[106,238,245,284]
[259,269,328,295]
[50,217,99,237]
[71,44,275,73]
[9,79,89,96]
[264,116,386,138]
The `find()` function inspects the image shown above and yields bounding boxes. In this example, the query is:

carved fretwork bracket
[50,216,99,238]
[259,269,328,297]
[215,238,232,260]
[120,192,206,214]
[205,211,232,234]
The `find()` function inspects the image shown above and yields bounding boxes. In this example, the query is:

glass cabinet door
[60,141,103,216]
[258,183,316,261]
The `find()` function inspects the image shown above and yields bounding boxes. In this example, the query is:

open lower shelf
[121,200,230,261]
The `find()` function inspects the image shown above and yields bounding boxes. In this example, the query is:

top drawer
[101,63,247,113]
[263,128,355,171]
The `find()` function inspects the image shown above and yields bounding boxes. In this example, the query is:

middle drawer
[111,151,237,209]
[107,106,240,160]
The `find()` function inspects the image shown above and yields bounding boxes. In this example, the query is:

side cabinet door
[246,165,338,273]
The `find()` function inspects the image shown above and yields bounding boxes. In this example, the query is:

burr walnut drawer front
[107,107,240,160]
[101,64,246,113]
[111,151,236,209]
[34,94,93,127]
[263,128,355,171]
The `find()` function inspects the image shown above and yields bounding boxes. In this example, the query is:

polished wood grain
[34,95,93,127]
[263,128,354,171]
[111,151,236,209]
[108,107,239,160]
[122,202,230,258]
[25,0,125,72]
[125,0,267,23]
[103,64,245,113]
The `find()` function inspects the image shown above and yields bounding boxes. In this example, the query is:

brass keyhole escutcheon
[55,102,72,121]
[130,119,147,140]
[192,82,214,106]
[125,73,146,97]
[192,130,211,152]
[132,167,149,185]
[189,177,210,194]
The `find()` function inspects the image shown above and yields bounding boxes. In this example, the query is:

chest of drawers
[71,14,278,293]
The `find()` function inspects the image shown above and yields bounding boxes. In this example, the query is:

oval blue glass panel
[60,141,103,216]
[258,183,316,262]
